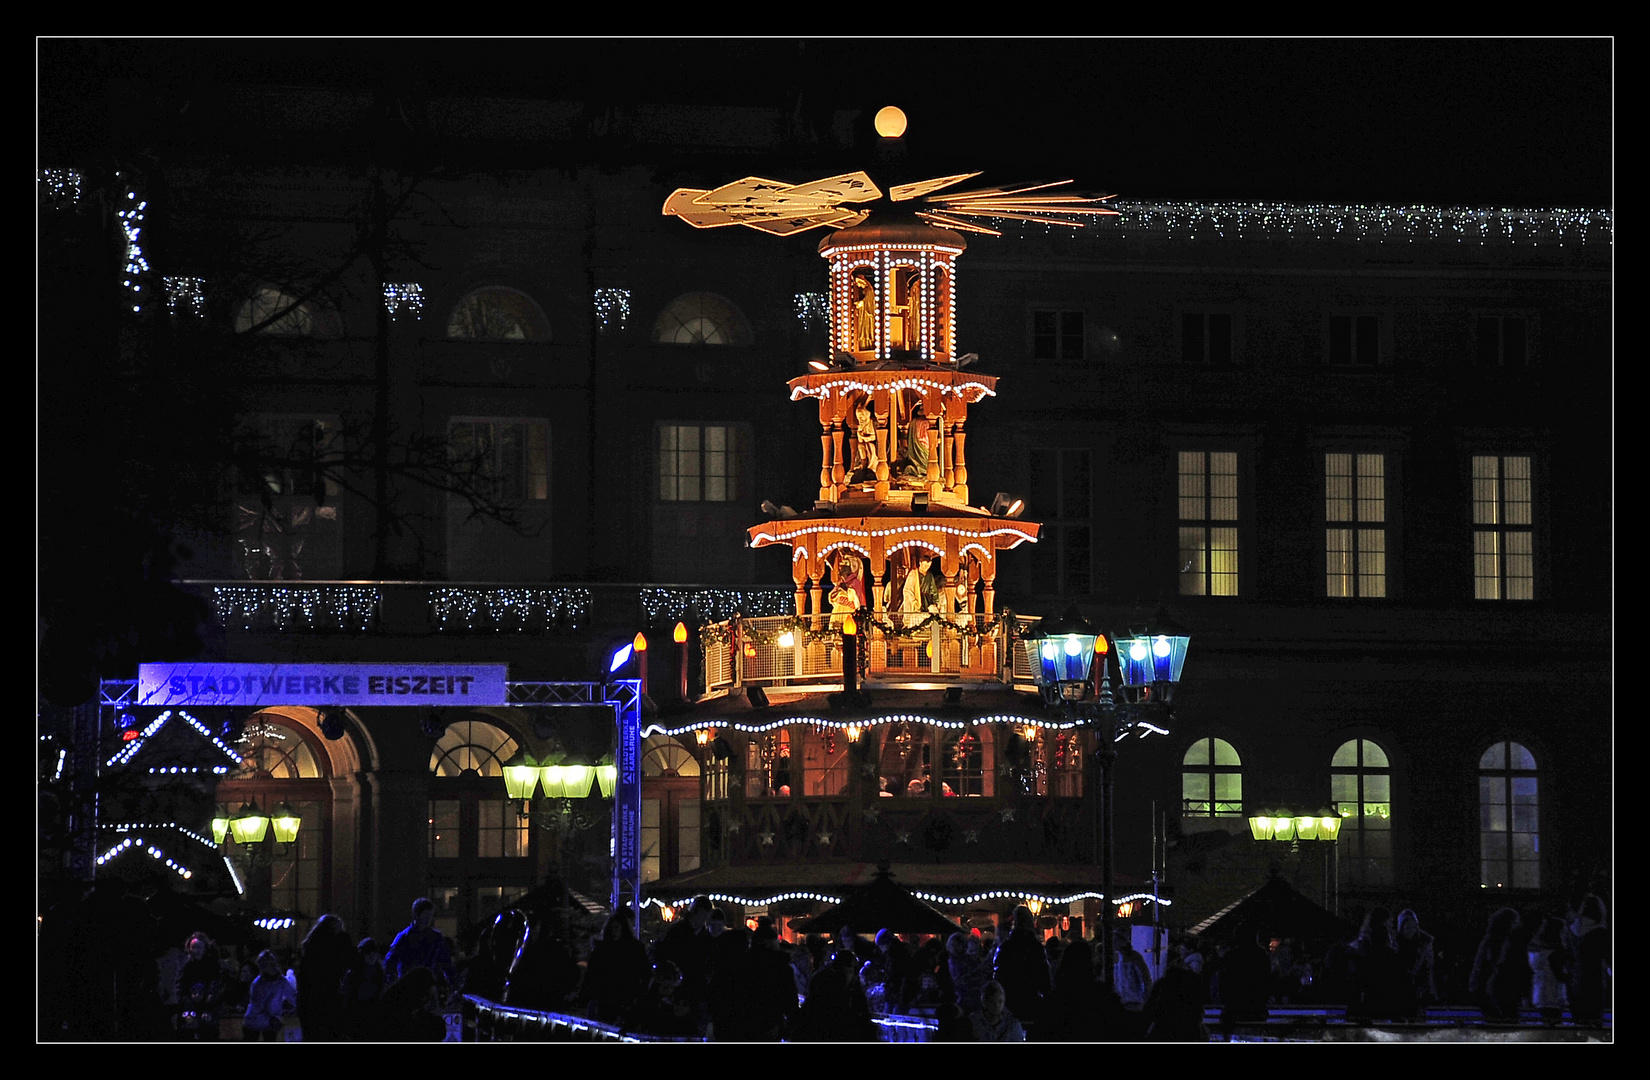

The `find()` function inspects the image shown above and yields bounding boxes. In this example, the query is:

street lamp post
[1023,610,1189,990]
[1249,807,1343,914]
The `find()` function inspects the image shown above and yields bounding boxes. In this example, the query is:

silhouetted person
[993,906,1050,1030]
[1215,924,1271,1029]
[1395,908,1437,1011]
[504,910,581,1011]
[624,962,697,1039]
[1565,894,1609,1026]
[1468,907,1526,1021]
[385,897,455,992]
[582,909,650,1023]
[298,914,357,1041]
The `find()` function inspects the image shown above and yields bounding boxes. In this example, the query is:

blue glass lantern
[1023,610,1101,705]
[1113,630,1190,704]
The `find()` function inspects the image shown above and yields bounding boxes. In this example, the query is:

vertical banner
[609,680,642,934]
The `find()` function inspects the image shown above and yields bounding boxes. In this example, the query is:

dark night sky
[39,37,1614,207]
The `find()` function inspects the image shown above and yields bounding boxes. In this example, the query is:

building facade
[39,80,1612,959]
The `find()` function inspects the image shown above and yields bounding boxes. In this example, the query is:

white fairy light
[594,287,631,332]
[383,282,425,320]
[163,276,207,318]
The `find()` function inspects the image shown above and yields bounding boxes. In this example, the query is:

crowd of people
[65,886,1612,1041]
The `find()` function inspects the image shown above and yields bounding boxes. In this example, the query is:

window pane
[1209,453,1238,520]
[1326,454,1354,520]
[1210,528,1239,596]
[1178,453,1206,520]
[1475,531,1502,599]
[1479,742,1506,769]
[1326,529,1354,597]
[1330,315,1351,365]
[1212,739,1240,766]
[1503,457,1532,524]
[1503,318,1527,367]
[1331,741,1359,768]
[679,799,701,872]
[1062,525,1092,594]
[1061,312,1084,358]
[1477,317,1501,366]
[1356,454,1385,522]
[1182,314,1203,364]
[1356,315,1380,365]
[640,799,660,884]
[1361,741,1390,768]
[1181,774,1210,815]
[1033,311,1057,358]
[478,799,503,858]
[1209,314,1232,366]
[1358,528,1387,597]
[1182,737,1212,767]
[429,800,460,858]
[1061,449,1091,518]
[1509,742,1536,770]
[1179,527,1208,597]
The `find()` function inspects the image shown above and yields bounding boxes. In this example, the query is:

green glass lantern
[502,751,542,801]
[561,764,596,798]
[270,801,302,845]
[230,801,270,845]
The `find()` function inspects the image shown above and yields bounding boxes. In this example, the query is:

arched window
[1182,737,1242,819]
[446,286,552,341]
[1479,741,1539,889]
[1331,738,1393,888]
[426,717,528,910]
[653,292,753,346]
[641,734,700,885]
[216,714,331,951]
[429,719,518,777]
[235,286,340,337]
[642,736,702,778]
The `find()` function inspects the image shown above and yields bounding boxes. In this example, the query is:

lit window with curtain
[1326,452,1387,597]
[1179,451,1239,596]
[1473,455,1534,600]
[1332,738,1393,887]
[1479,741,1539,889]
[1181,736,1242,818]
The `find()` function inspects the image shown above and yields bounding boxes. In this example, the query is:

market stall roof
[650,860,1152,909]
[1190,872,1355,945]
[792,863,960,936]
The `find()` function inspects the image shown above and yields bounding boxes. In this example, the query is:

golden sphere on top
[873,106,908,139]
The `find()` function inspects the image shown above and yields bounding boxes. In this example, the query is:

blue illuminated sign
[137,662,510,707]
